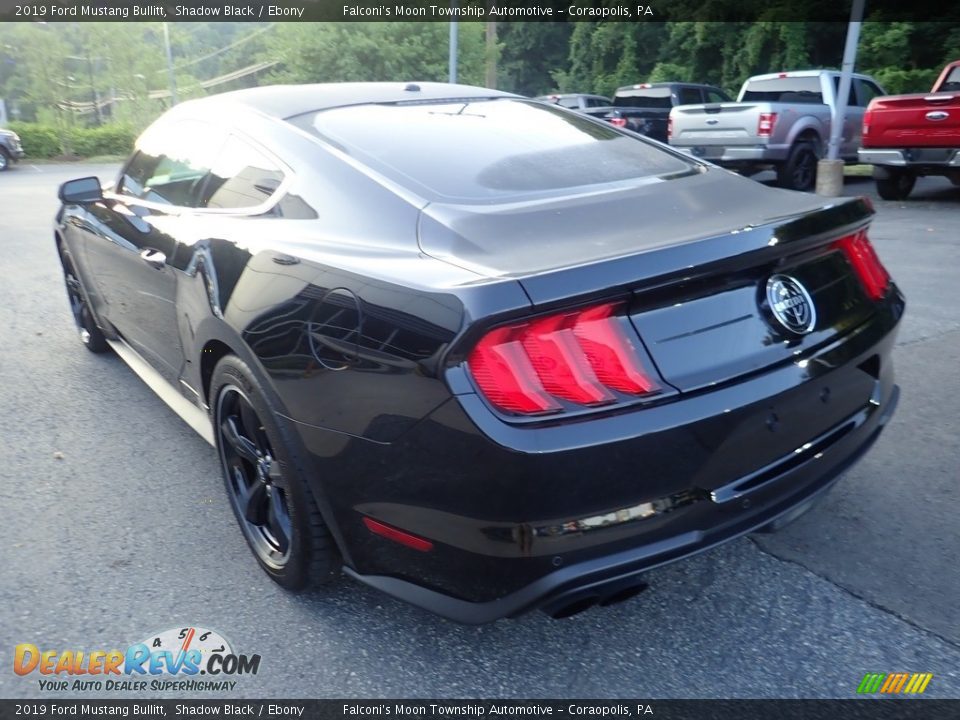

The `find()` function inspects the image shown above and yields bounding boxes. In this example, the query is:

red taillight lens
[835,230,891,301]
[467,302,660,416]
[610,116,627,128]
[862,108,872,138]
[467,325,561,414]
[667,116,673,139]
[572,304,658,394]
[521,313,615,405]
[758,112,777,137]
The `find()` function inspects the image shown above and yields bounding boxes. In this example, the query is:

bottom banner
[1,700,959,720]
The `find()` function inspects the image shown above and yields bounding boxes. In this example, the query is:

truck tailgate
[864,93,960,148]
[670,103,762,146]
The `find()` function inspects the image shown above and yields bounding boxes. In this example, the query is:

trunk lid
[422,168,878,393]
[863,93,960,148]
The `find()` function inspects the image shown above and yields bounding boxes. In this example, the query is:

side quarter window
[678,87,703,105]
[199,135,285,211]
[855,79,885,106]
[119,119,226,207]
[831,76,858,106]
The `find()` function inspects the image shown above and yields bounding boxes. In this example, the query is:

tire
[777,141,819,191]
[0,148,10,171]
[61,251,109,353]
[876,172,916,200]
[211,355,338,590]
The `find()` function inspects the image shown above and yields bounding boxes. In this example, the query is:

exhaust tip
[598,582,649,607]
[545,596,599,619]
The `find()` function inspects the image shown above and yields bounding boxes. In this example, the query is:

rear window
[290,98,693,203]
[740,77,824,104]
[613,88,673,109]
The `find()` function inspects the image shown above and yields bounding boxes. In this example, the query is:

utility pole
[816,0,865,195]
[86,53,102,126]
[485,21,497,89]
[448,22,458,84]
[162,22,178,106]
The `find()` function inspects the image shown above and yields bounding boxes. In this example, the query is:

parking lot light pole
[449,20,458,84]
[163,22,178,106]
[817,0,865,196]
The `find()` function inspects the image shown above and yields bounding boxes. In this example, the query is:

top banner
[0,0,957,23]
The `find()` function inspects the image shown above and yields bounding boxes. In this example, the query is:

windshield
[289,98,694,203]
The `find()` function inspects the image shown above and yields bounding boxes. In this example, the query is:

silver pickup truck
[669,70,886,190]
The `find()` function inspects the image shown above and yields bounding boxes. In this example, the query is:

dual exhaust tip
[543,580,650,620]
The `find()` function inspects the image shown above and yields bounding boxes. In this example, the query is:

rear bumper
[345,383,899,623]
[858,148,960,167]
[3,144,24,161]
[673,144,786,164]
[293,289,904,623]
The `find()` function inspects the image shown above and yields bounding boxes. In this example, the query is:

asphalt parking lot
[1,163,958,699]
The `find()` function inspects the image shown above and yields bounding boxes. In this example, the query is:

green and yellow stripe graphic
[857,673,933,694]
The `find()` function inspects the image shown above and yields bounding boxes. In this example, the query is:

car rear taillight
[667,116,673,139]
[835,230,891,301]
[610,116,627,128]
[467,302,660,416]
[862,107,872,138]
[758,112,778,137]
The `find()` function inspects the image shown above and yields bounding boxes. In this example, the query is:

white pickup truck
[669,70,886,191]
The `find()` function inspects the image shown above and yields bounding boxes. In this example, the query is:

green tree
[265,23,485,86]
[497,22,572,96]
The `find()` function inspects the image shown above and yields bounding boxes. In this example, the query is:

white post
[449,20,458,84]
[163,22,178,106]
[817,0,865,196]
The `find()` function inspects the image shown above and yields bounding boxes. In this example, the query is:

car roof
[746,70,873,81]
[615,82,721,91]
[535,93,608,99]
[193,82,518,120]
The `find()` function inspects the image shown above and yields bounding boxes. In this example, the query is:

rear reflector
[363,517,434,552]
[758,112,778,137]
[467,301,660,416]
[834,230,891,301]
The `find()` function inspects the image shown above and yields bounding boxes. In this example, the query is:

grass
[24,154,127,164]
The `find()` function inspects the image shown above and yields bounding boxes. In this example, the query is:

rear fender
[785,116,825,151]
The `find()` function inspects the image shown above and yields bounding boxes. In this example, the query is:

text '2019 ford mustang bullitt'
[54,82,903,623]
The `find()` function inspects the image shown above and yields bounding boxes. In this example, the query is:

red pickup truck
[858,60,960,199]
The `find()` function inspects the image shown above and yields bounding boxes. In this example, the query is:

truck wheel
[876,172,916,200]
[777,142,818,191]
[0,148,10,172]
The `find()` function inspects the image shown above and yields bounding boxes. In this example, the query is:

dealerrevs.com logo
[14,626,261,693]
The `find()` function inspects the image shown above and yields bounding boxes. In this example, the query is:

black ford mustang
[55,82,903,623]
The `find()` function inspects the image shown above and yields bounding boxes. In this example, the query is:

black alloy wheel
[62,253,109,353]
[0,148,9,171]
[211,355,338,589]
[778,141,818,192]
[217,383,294,569]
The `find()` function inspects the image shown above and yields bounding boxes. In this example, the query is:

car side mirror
[59,177,104,204]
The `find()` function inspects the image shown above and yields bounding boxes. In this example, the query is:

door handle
[140,248,166,270]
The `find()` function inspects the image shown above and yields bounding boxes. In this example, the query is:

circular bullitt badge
[766,274,816,334]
